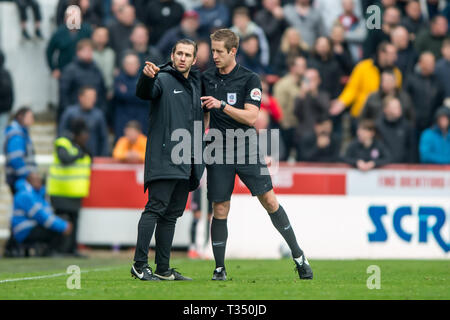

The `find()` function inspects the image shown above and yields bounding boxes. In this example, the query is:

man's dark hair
[315,115,332,125]
[171,39,198,58]
[70,117,89,137]
[287,54,305,69]
[76,39,94,51]
[358,119,376,132]
[377,41,394,55]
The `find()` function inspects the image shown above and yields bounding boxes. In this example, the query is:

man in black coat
[59,39,106,120]
[375,96,417,163]
[131,39,206,281]
[405,52,445,139]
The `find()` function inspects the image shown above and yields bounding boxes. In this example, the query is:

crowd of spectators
[2,0,450,168]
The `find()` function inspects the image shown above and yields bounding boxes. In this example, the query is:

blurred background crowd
[1,0,450,167]
[1,0,450,257]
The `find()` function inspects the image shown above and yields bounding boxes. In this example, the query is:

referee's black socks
[269,205,304,258]
[211,217,228,268]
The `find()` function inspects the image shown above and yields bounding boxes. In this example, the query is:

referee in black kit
[201,29,313,281]
[131,39,205,281]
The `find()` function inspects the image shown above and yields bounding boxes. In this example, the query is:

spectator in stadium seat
[400,0,428,38]
[254,0,288,64]
[376,96,417,163]
[419,106,450,164]
[330,24,354,77]
[283,0,325,48]
[113,53,149,138]
[414,15,449,59]
[405,51,445,138]
[92,26,116,101]
[330,42,402,132]
[56,0,104,27]
[273,27,309,76]
[237,34,271,75]
[335,0,360,34]
[194,0,230,39]
[0,50,14,152]
[361,69,415,122]
[230,7,271,67]
[260,77,283,128]
[113,120,147,162]
[435,38,450,102]
[194,40,214,72]
[48,118,91,257]
[9,173,72,257]
[293,68,331,160]
[14,0,43,40]
[46,7,92,81]
[363,6,401,59]
[107,4,137,66]
[157,10,201,60]
[224,0,263,16]
[108,0,128,24]
[128,24,164,69]
[59,39,107,119]
[343,119,392,171]
[308,37,344,99]
[144,0,185,46]
[59,86,110,157]
[390,25,418,77]
[254,101,286,162]
[299,116,340,163]
[273,55,307,161]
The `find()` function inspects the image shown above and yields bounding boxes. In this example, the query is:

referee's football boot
[154,268,193,281]
[212,267,227,281]
[294,255,313,280]
[131,263,161,281]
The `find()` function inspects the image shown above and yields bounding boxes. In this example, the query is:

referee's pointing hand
[200,96,221,110]
[143,61,160,78]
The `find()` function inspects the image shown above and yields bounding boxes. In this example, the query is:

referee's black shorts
[206,162,273,203]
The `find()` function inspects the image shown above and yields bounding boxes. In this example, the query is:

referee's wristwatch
[220,100,227,111]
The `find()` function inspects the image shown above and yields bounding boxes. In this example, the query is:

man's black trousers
[134,179,190,271]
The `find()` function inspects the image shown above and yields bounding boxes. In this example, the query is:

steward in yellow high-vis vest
[47,136,91,198]
[47,119,91,255]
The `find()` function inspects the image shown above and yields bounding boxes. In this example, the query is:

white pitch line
[0,266,121,284]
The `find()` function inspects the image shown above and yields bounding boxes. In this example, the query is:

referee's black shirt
[202,64,262,134]
[202,64,263,162]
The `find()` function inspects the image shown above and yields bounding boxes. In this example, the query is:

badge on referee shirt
[227,93,237,105]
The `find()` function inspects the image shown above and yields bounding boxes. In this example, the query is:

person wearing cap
[419,107,450,164]
[156,10,201,59]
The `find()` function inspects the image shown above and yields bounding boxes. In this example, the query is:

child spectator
[343,119,392,171]
[113,120,147,163]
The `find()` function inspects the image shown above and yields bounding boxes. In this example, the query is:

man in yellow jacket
[330,42,402,124]
[47,118,91,256]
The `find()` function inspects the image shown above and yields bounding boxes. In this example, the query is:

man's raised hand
[143,61,160,78]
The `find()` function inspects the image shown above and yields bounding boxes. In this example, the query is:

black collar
[215,63,240,79]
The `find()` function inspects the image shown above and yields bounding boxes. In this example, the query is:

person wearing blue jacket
[8,172,72,257]
[4,107,36,195]
[113,52,149,138]
[419,107,450,164]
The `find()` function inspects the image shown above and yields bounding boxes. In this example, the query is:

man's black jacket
[136,62,205,192]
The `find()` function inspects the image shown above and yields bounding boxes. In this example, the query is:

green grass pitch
[0,257,448,299]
